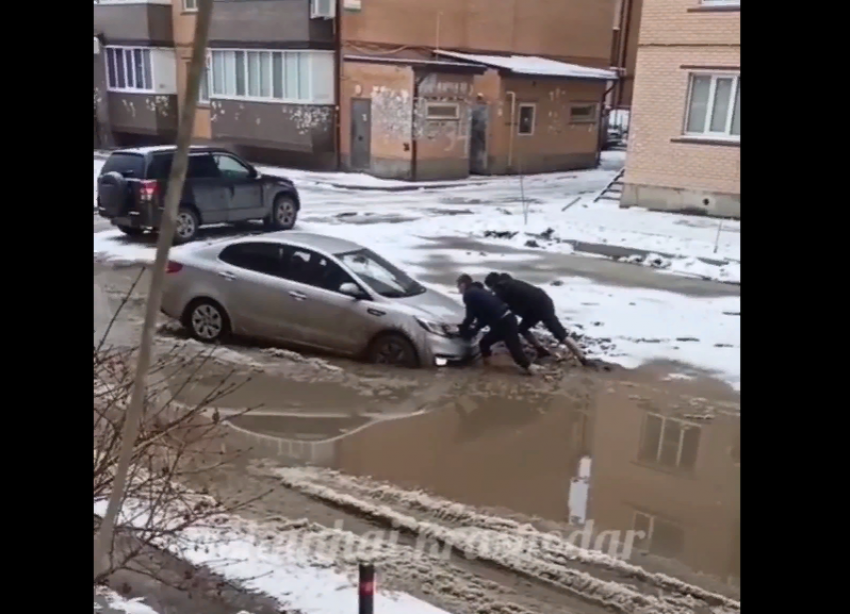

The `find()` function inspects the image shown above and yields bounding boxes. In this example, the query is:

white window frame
[105,46,155,94]
[209,49,334,105]
[701,0,740,6]
[640,413,701,469]
[517,103,536,136]
[311,0,336,19]
[683,72,740,141]
[425,102,460,121]
[570,102,599,125]
[182,0,198,12]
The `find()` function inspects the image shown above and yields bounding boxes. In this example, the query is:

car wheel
[173,207,199,244]
[368,333,419,368]
[117,225,144,237]
[183,298,230,343]
[267,195,298,230]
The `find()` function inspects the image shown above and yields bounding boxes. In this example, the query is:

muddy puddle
[224,359,740,595]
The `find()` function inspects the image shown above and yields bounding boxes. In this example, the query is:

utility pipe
[506,90,517,171]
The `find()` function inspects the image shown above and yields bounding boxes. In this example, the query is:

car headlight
[415,318,456,337]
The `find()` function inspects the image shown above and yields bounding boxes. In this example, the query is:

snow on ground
[93,153,740,387]
[94,587,160,614]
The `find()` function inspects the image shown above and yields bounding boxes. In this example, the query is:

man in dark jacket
[457,274,535,375]
[484,272,589,365]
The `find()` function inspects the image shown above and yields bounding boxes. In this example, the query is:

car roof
[109,145,233,157]
[214,232,366,255]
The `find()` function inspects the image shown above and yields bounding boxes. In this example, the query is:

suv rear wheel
[174,207,199,244]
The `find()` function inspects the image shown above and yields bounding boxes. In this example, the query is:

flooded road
[225,360,740,598]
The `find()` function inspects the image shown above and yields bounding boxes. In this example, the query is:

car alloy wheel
[176,211,197,240]
[276,199,295,227]
[190,303,223,341]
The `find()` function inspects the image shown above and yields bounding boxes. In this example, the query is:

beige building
[622,0,740,218]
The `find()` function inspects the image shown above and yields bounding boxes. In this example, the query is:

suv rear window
[101,152,146,178]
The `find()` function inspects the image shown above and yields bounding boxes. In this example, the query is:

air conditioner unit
[310,0,336,19]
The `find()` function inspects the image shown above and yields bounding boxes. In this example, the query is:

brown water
[224,359,740,593]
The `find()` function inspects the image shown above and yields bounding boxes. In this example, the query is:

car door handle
[289,291,308,301]
[218,271,236,281]
[367,308,385,317]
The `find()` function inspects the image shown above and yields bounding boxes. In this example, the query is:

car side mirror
[339,282,364,299]
[248,166,258,179]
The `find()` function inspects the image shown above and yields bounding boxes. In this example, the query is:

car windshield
[336,248,425,298]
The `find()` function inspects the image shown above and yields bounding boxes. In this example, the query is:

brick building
[622,0,740,218]
[95,0,620,180]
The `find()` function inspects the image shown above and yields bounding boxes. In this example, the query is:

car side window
[219,242,284,276]
[214,154,252,180]
[147,154,173,180]
[282,247,356,294]
[187,153,220,179]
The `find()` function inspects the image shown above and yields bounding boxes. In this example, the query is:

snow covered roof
[433,50,618,81]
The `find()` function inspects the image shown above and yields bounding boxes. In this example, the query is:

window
[183,0,198,11]
[214,154,252,180]
[517,104,535,135]
[336,248,425,298]
[570,103,598,124]
[199,64,210,103]
[146,154,173,180]
[701,0,740,5]
[282,248,354,294]
[219,243,285,276]
[186,153,219,179]
[684,74,740,139]
[633,512,685,558]
[311,0,336,19]
[638,414,700,470]
[101,153,145,178]
[106,47,153,93]
[210,49,334,104]
[425,102,459,120]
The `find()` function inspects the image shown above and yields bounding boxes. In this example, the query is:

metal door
[350,98,372,171]
[469,103,489,174]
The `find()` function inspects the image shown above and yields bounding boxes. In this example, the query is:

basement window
[517,103,535,135]
[570,103,598,124]
[425,102,460,120]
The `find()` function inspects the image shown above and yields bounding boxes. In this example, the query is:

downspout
[334,0,343,170]
[616,0,633,108]
[411,71,426,180]
[506,89,517,172]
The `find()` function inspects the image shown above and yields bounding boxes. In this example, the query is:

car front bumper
[424,332,481,366]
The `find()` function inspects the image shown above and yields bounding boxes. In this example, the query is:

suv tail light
[139,180,159,200]
[166,261,183,274]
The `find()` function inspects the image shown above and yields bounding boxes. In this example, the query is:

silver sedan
[160,232,476,367]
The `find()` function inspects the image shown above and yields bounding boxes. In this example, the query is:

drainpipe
[506,90,517,172]
[334,0,343,170]
[616,0,633,109]
[411,72,426,181]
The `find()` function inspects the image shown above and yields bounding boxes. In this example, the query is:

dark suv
[96,146,300,244]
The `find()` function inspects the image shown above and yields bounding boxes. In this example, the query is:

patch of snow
[434,50,618,80]
[94,587,160,614]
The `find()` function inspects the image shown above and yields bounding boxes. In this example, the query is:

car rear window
[101,152,146,178]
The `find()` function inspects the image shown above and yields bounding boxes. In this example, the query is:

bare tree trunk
[93,0,215,581]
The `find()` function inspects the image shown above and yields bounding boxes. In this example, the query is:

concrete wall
[590,384,740,582]
[94,3,174,46]
[342,0,616,67]
[209,0,333,48]
[106,93,179,143]
[623,0,740,217]
[482,73,606,175]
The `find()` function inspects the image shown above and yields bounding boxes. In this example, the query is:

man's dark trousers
[480,313,530,369]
